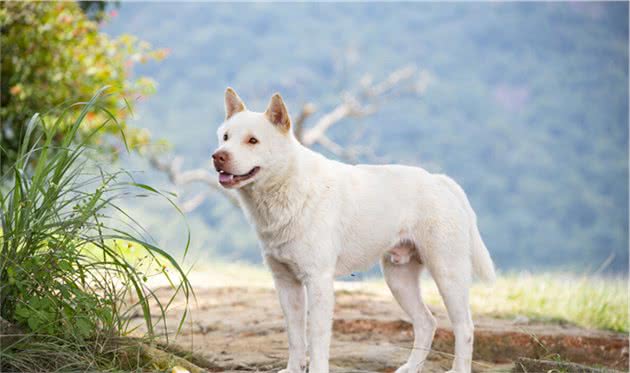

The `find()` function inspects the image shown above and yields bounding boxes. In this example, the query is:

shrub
[0,2,168,173]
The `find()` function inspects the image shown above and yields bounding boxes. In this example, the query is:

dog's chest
[252,206,330,278]
[249,203,305,245]
[239,176,339,276]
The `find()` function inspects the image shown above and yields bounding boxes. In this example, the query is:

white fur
[213,90,496,373]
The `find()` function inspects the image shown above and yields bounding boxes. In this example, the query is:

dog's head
[212,88,295,189]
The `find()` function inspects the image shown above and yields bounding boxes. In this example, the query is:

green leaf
[27,315,41,331]
[15,304,31,320]
[58,260,73,271]
[75,317,92,338]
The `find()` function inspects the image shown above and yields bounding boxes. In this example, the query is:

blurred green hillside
[103,2,628,272]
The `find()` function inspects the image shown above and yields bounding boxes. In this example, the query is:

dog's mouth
[217,167,260,188]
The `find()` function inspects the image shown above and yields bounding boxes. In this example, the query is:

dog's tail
[438,175,496,283]
[468,208,496,283]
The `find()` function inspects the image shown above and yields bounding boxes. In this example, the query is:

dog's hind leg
[381,255,436,373]
[432,274,474,373]
[424,241,474,373]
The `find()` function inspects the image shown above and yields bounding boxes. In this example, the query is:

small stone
[512,315,529,324]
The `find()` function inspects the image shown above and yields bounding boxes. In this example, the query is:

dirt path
[145,277,627,373]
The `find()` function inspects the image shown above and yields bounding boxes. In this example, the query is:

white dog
[212,88,496,373]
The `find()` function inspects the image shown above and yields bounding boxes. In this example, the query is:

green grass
[464,272,628,333]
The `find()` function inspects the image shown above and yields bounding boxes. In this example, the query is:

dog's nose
[212,150,229,166]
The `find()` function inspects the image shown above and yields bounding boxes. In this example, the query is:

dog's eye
[248,137,258,145]
[223,133,228,141]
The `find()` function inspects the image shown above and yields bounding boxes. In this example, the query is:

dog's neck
[236,142,317,239]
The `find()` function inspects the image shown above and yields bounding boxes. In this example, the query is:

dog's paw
[278,368,305,373]
[395,363,413,373]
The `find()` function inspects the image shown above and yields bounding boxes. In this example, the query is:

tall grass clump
[0,89,193,372]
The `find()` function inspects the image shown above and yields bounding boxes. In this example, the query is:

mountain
[104,2,629,272]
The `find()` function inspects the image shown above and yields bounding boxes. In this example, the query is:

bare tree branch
[180,191,210,213]
[365,65,417,97]
[302,100,362,146]
[293,103,316,143]
[300,65,422,153]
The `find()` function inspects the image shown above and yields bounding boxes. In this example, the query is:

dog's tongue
[219,173,233,183]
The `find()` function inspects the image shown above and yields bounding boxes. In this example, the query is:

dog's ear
[265,93,291,133]
[225,87,246,120]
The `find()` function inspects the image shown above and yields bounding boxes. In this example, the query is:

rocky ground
[142,272,628,373]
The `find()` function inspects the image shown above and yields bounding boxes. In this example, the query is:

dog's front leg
[267,257,307,373]
[305,274,334,373]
